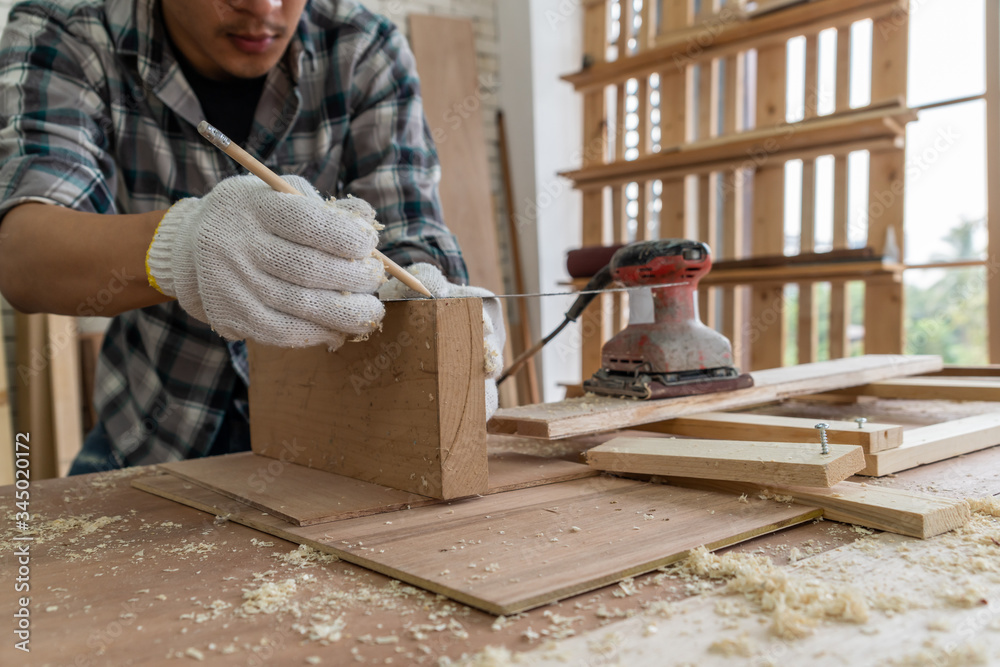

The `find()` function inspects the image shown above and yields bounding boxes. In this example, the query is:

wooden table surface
[2,399,999,666]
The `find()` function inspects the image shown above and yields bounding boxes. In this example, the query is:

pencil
[197,120,434,298]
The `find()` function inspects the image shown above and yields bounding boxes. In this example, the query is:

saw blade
[379,281,690,302]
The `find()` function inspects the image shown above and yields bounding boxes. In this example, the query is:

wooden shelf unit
[568,0,912,380]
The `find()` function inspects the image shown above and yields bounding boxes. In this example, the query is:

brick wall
[0,0,504,426]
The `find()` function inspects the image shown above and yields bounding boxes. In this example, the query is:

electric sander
[498,239,753,401]
[582,239,753,399]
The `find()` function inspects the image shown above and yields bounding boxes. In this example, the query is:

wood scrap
[660,477,970,539]
[586,436,865,487]
[490,355,943,439]
[634,411,902,453]
[827,377,1000,402]
[134,473,821,615]
[860,412,1000,476]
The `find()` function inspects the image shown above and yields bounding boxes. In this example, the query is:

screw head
[814,422,830,430]
[855,417,868,429]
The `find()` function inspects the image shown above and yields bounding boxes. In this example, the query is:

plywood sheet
[491,355,943,440]
[135,474,820,615]
[409,15,503,296]
[159,451,597,526]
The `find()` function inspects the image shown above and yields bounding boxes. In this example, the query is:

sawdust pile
[967,496,1000,517]
[668,545,869,639]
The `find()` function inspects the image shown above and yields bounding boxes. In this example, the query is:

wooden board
[661,478,970,539]
[490,355,943,439]
[829,377,1000,402]
[633,411,903,453]
[134,473,821,615]
[408,15,503,297]
[249,298,487,500]
[861,412,1000,476]
[159,451,597,526]
[160,453,438,526]
[587,436,865,487]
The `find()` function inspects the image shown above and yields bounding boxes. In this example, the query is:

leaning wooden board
[489,355,942,439]
[134,474,820,615]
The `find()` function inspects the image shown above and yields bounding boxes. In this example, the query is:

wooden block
[490,355,942,439]
[587,436,865,487]
[248,298,487,500]
[135,474,820,615]
[662,477,971,539]
[634,411,902,453]
[829,377,1000,402]
[861,412,1000,477]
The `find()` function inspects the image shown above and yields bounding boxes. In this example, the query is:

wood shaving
[707,632,756,657]
[967,497,1000,517]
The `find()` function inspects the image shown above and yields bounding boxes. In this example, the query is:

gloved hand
[146,174,386,349]
[378,263,505,419]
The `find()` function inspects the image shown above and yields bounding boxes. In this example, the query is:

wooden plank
[248,298,487,500]
[634,410,902,453]
[563,104,914,188]
[159,451,598,526]
[490,354,942,439]
[160,453,438,526]
[865,150,906,354]
[924,365,1000,377]
[409,16,504,297]
[14,312,57,480]
[46,314,82,476]
[862,412,1000,476]
[750,168,786,371]
[0,307,12,486]
[987,0,1000,363]
[485,452,599,493]
[134,473,820,615]
[566,0,901,91]
[662,477,970,538]
[829,377,1000,402]
[799,158,818,363]
[587,436,865,487]
[830,154,850,359]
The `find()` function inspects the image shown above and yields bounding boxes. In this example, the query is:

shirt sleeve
[339,23,469,284]
[0,8,117,220]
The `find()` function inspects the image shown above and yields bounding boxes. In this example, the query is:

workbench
[2,399,1000,666]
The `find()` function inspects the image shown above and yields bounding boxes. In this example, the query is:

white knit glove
[146,174,385,349]
[378,263,505,419]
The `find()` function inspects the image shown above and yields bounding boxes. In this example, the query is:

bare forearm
[0,203,172,316]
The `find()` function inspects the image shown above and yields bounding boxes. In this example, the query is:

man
[0,0,502,473]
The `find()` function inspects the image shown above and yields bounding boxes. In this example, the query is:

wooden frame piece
[633,410,902,453]
[861,412,1000,477]
[825,377,1000,402]
[587,436,866,487]
[491,355,942,439]
[661,477,970,539]
[248,299,487,500]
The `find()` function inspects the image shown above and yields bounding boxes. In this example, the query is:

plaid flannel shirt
[0,0,468,465]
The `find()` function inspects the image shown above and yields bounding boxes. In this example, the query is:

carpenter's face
[161,0,309,80]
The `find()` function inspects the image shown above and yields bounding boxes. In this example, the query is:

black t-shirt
[175,55,266,147]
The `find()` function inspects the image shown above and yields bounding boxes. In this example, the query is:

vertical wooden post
[720,52,749,369]
[865,8,908,354]
[749,44,788,370]
[659,55,690,241]
[580,1,610,381]
[798,35,819,364]
[828,26,853,360]
[987,0,1000,362]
